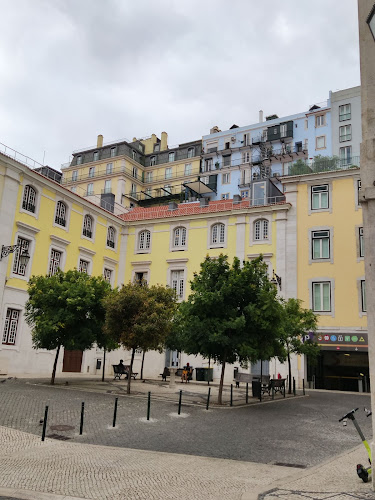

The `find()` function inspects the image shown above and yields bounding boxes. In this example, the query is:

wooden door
[62,350,83,372]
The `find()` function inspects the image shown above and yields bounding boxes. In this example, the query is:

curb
[0,486,91,500]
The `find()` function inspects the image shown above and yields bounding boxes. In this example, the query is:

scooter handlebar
[339,408,359,422]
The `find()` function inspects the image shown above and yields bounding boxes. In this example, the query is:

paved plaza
[0,378,374,499]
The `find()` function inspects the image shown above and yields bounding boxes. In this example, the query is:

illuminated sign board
[303,333,368,352]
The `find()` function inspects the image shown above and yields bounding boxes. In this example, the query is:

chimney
[210,126,221,134]
[97,134,103,148]
[161,131,168,151]
[168,201,178,211]
[200,198,209,207]
[233,194,242,205]
[259,110,263,123]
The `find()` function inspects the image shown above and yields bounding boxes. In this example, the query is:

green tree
[278,298,319,394]
[288,159,312,176]
[25,270,111,385]
[104,282,177,394]
[176,255,283,404]
[311,155,340,173]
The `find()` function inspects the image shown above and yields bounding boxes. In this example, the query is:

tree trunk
[288,351,292,394]
[218,353,227,405]
[51,345,61,385]
[140,351,145,380]
[127,348,136,395]
[260,359,263,402]
[208,356,211,386]
[101,349,106,382]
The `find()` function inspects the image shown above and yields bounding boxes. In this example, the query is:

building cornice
[280,168,360,184]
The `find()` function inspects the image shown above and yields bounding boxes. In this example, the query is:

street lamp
[367,3,375,41]
[270,270,282,291]
[0,244,30,268]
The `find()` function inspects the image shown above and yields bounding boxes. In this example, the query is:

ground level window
[2,308,20,345]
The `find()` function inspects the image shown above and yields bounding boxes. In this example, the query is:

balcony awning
[183,180,215,195]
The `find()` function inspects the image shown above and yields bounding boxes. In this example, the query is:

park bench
[160,367,193,382]
[112,364,138,381]
[262,378,286,397]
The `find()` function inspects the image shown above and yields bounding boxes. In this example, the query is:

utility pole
[358,0,375,490]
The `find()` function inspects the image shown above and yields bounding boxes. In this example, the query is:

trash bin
[252,380,261,398]
[203,368,213,382]
[196,368,205,381]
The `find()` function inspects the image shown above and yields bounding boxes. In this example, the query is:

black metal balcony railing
[83,229,92,238]
[107,240,115,248]
[282,155,360,177]
[55,216,66,227]
[22,201,35,213]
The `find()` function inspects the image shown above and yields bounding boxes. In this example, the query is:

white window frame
[169,223,189,252]
[136,228,152,253]
[361,280,366,313]
[150,156,156,166]
[165,167,172,180]
[339,124,352,143]
[309,278,335,317]
[168,152,175,163]
[166,259,188,302]
[145,171,153,183]
[315,115,325,127]
[187,147,194,158]
[106,226,116,249]
[254,219,269,242]
[48,248,62,276]
[82,214,94,240]
[103,268,113,284]
[87,183,94,196]
[316,135,326,150]
[2,308,21,346]
[89,166,95,178]
[78,258,90,274]
[310,229,332,263]
[171,270,185,301]
[204,158,213,172]
[132,166,138,179]
[12,236,30,277]
[106,163,113,175]
[242,151,250,164]
[221,193,229,200]
[209,221,227,249]
[339,103,351,122]
[72,170,78,181]
[76,156,82,165]
[311,184,329,211]
[222,173,230,184]
[249,215,272,245]
[184,163,192,176]
[104,179,111,194]
[340,146,352,166]
[21,185,37,214]
[172,226,187,250]
[280,123,287,137]
[54,200,67,228]
[93,151,99,161]
[110,147,116,158]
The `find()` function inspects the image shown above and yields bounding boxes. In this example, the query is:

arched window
[254,219,269,240]
[55,201,67,227]
[138,230,151,250]
[83,215,93,238]
[107,226,116,248]
[211,223,225,244]
[173,227,187,248]
[22,185,36,213]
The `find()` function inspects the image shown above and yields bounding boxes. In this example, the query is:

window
[164,185,172,194]
[280,123,287,137]
[263,130,268,141]
[361,280,366,312]
[283,161,292,175]
[173,227,187,248]
[304,139,308,151]
[222,173,230,184]
[316,136,326,149]
[154,144,160,152]
[241,190,249,198]
[223,155,231,167]
[145,188,152,198]
[131,183,137,197]
[87,183,94,196]
[315,115,325,127]
[76,156,82,165]
[132,166,138,179]
[359,227,364,257]
[135,272,147,285]
[93,151,99,161]
[132,150,136,160]
[204,159,213,172]
[83,215,93,238]
[311,185,329,210]
[71,186,77,193]
[339,125,352,142]
[339,104,351,122]
[104,180,111,193]
[211,223,225,245]
[22,185,36,213]
[104,268,112,283]
[165,167,172,180]
[171,270,184,300]
[110,147,116,158]
[55,201,67,227]
[221,193,229,200]
[312,282,331,312]
[145,171,153,183]
[2,308,20,345]
[242,152,250,163]
[106,163,113,174]
[150,156,156,166]
[254,219,269,241]
[138,230,151,250]
[340,146,352,165]
[49,249,62,276]
[107,226,115,248]
[187,147,194,158]
[13,237,30,276]
[72,170,78,181]
[200,177,209,185]
[243,133,249,146]
[312,230,330,259]
[89,167,95,178]
[79,259,89,274]
[184,163,192,176]
[169,152,175,162]
[225,141,230,150]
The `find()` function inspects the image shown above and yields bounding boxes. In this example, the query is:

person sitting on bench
[118,360,126,374]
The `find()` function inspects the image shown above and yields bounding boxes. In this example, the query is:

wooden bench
[112,365,138,380]
[262,378,286,397]
[234,373,270,388]
[159,367,193,382]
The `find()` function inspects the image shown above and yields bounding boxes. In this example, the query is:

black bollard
[272,382,275,400]
[293,378,296,396]
[79,402,85,435]
[113,397,118,427]
[206,387,211,410]
[178,390,182,415]
[246,383,249,404]
[230,384,233,407]
[147,391,151,420]
[41,405,49,442]
[303,379,305,396]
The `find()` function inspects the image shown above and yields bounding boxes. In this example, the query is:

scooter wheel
[357,464,369,483]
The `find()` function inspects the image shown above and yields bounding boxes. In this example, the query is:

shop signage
[305,333,368,352]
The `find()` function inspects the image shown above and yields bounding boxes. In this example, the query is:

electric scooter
[339,407,372,483]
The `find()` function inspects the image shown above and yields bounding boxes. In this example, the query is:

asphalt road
[0,379,371,468]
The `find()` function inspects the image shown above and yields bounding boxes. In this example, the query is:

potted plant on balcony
[215,162,220,169]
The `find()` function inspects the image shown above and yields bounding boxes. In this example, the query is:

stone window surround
[20,181,41,219]
[46,235,70,275]
[308,277,335,317]
[354,177,362,211]
[249,214,272,245]
[166,258,188,302]
[1,300,25,351]
[106,224,118,251]
[207,218,228,249]
[134,226,153,254]
[356,224,364,262]
[357,277,366,317]
[247,252,273,278]
[53,197,72,232]
[10,222,39,282]
[169,222,189,252]
[77,246,96,275]
[307,182,332,215]
[131,260,151,284]
[308,226,334,264]
[81,212,96,243]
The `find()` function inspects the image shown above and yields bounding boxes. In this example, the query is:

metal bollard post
[303,379,305,396]
[112,397,118,427]
[272,382,275,400]
[230,384,233,407]
[178,390,182,415]
[206,387,211,410]
[246,383,248,404]
[41,405,49,442]
[147,391,151,420]
[293,378,296,396]
[79,402,85,435]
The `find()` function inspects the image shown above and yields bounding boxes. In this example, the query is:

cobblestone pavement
[0,379,372,467]
[259,490,375,499]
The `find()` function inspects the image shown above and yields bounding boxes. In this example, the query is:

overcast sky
[0,0,359,169]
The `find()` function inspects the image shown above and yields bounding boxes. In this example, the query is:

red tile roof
[119,199,289,222]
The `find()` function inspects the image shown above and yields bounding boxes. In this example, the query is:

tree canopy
[25,270,112,384]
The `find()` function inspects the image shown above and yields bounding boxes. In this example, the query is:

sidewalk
[0,424,374,500]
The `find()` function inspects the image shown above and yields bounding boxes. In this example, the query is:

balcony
[280,155,360,177]
[61,164,143,184]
